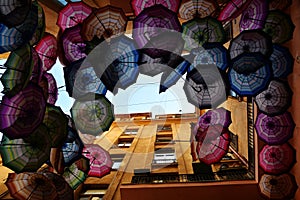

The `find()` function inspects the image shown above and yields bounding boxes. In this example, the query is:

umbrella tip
[159,85,167,93]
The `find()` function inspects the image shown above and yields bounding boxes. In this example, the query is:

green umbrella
[29,1,45,46]
[62,162,87,190]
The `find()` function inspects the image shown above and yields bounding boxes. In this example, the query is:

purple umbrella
[39,72,58,105]
[218,0,253,22]
[130,0,181,16]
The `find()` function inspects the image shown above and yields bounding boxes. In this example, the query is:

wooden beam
[37,0,63,13]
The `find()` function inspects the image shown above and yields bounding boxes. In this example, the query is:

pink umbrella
[218,0,253,22]
[130,0,181,16]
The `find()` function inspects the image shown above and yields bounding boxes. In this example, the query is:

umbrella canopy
[131,0,181,16]
[263,10,295,44]
[64,58,107,98]
[78,130,97,144]
[71,93,115,136]
[138,52,166,77]
[229,29,273,59]
[0,127,51,173]
[179,0,219,20]
[132,4,182,49]
[29,1,45,46]
[5,172,58,200]
[81,5,127,41]
[35,33,58,72]
[57,1,92,32]
[75,156,90,174]
[259,143,296,175]
[30,47,43,84]
[268,0,292,11]
[218,0,253,22]
[255,111,295,145]
[259,173,298,200]
[254,80,293,116]
[239,0,268,31]
[61,24,87,63]
[196,125,231,165]
[182,17,226,51]
[62,162,87,190]
[48,147,65,174]
[183,64,228,109]
[0,82,46,139]
[0,44,34,98]
[39,72,58,105]
[228,52,272,96]
[83,144,113,178]
[269,44,294,78]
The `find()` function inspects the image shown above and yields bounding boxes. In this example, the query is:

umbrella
[0,127,51,173]
[5,172,58,200]
[0,44,34,98]
[43,105,68,148]
[255,111,295,145]
[218,0,253,22]
[254,80,293,116]
[81,5,127,41]
[82,144,113,178]
[57,1,92,32]
[35,32,58,72]
[38,72,58,105]
[29,1,45,46]
[75,156,90,173]
[259,173,298,200]
[71,93,115,136]
[48,147,65,174]
[269,44,294,78]
[62,162,87,190]
[229,29,273,59]
[30,47,43,84]
[183,64,228,109]
[182,17,226,51]
[61,24,87,63]
[131,0,181,16]
[196,124,231,165]
[228,53,272,96]
[0,82,46,139]
[62,126,84,166]
[179,0,219,20]
[263,10,295,44]
[239,0,268,31]
[138,52,166,77]
[259,143,296,175]
[132,4,182,49]
[268,0,292,11]
[64,58,107,98]
[78,130,97,144]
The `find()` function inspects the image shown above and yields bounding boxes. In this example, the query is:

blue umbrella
[270,44,294,78]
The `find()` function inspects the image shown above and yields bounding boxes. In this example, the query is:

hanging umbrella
[196,124,231,165]
[57,1,92,32]
[82,144,113,178]
[78,130,97,144]
[48,147,65,174]
[254,80,293,116]
[183,64,228,109]
[0,82,46,139]
[0,127,51,173]
[132,4,182,49]
[62,162,87,190]
[179,0,219,20]
[239,0,268,31]
[81,5,127,41]
[263,10,295,44]
[228,52,272,96]
[268,0,292,11]
[218,0,253,22]
[43,105,68,148]
[71,93,115,136]
[255,111,295,145]
[61,24,87,63]
[64,58,107,99]
[259,143,296,175]
[35,33,58,72]
[75,156,90,174]
[30,47,43,84]
[259,173,298,200]
[0,44,34,98]
[39,72,58,105]
[131,0,181,16]
[229,29,273,59]
[29,1,45,46]
[269,44,294,78]
[138,52,166,77]
[5,172,58,200]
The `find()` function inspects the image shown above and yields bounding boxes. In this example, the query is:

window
[157,124,172,132]
[111,154,125,170]
[122,128,139,135]
[152,148,177,165]
[117,137,134,148]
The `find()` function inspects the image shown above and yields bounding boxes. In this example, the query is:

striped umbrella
[35,33,58,72]
[71,93,114,136]
[61,24,87,63]
[29,1,45,46]
[5,172,58,200]
[81,5,127,41]
[38,72,58,105]
[182,17,226,51]
[62,162,87,190]
[255,111,295,145]
[0,44,34,98]
[218,0,253,22]
[0,82,46,139]
[57,1,92,32]
[259,143,296,175]
[263,10,295,44]
[131,0,181,16]
[179,0,219,20]
[268,0,292,10]
[82,144,113,178]
[255,80,293,116]
[0,127,51,173]
[259,173,298,200]
[30,47,43,84]
[138,52,165,77]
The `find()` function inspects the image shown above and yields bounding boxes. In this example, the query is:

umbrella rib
[37,53,56,61]
[91,11,109,33]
